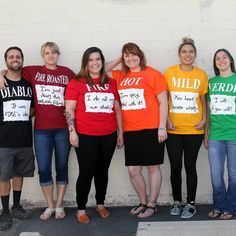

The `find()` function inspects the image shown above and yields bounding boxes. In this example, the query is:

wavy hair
[121,42,146,73]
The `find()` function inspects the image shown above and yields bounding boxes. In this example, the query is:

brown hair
[213,49,235,76]
[121,42,146,73]
[178,37,197,55]
[75,47,109,86]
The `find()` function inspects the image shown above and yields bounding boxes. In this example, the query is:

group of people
[0,37,235,230]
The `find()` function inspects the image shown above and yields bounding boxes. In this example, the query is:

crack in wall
[200,0,214,10]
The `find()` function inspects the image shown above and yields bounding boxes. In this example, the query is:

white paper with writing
[119,88,146,110]
[36,85,65,106]
[170,91,199,114]
[210,94,236,115]
[85,92,114,113]
[3,100,30,121]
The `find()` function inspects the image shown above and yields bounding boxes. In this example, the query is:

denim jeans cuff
[56,181,68,186]
[40,181,54,187]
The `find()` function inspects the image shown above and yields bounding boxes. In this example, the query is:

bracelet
[159,127,167,130]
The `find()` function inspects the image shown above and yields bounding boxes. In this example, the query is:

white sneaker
[181,204,196,219]
[170,201,182,216]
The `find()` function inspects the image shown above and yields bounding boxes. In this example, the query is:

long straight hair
[213,49,235,76]
[75,47,109,86]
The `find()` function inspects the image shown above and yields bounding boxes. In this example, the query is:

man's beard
[6,62,23,72]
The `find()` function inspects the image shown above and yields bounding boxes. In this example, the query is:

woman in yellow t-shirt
[164,37,208,219]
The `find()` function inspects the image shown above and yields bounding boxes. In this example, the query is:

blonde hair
[40,42,60,56]
[178,36,196,54]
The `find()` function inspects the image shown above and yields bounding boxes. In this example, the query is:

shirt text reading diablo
[0,77,33,148]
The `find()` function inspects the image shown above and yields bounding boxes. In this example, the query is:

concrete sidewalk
[1,205,235,236]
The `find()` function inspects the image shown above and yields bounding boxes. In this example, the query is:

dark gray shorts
[0,147,35,181]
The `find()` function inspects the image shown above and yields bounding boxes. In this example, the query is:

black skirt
[124,129,165,166]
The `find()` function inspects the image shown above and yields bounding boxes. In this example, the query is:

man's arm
[0,70,8,89]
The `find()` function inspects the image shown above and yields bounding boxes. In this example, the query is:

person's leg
[0,181,12,231]
[183,134,203,205]
[0,150,13,214]
[148,165,162,203]
[12,177,28,219]
[128,166,148,214]
[54,129,71,219]
[166,134,184,202]
[34,129,54,220]
[94,132,117,215]
[224,141,236,215]
[180,135,203,219]
[54,185,67,219]
[11,147,34,219]
[0,181,11,214]
[12,177,23,207]
[138,165,161,218]
[208,140,226,213]
[0,148,14,231]
[75,134,99,223]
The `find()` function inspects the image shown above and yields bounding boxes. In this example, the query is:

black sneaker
[11,205,30,220]
[0,212,12,231]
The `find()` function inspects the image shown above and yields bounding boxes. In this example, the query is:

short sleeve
[65,80,79,100]
[21,66,34,83]
[200,71,208,95]
[147,68,167,96]
[111,79,120,101]
[111,70,122,81]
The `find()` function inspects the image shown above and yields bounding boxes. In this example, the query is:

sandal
[40,208,55,221]
[138,205,157,218]
[208,210,221,218]
[130,203,147,215]
[96,207,110,218]
[76,212,90,224]
[55,207,66,220]
[219,212,234,220]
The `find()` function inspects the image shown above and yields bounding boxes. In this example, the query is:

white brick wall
[0,0,234,206]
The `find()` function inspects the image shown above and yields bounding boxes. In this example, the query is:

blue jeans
[208,140,236,214]
[34,129,71,187]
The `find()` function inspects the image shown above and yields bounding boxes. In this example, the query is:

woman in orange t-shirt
[108,42,168,218]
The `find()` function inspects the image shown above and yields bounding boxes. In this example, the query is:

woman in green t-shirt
[204,49,236,220]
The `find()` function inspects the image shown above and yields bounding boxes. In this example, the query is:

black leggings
[166,133,203,203]
[75,132,117,210]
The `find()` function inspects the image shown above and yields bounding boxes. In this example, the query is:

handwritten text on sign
[85,92,114,113]
[119,88,146,110]
[3,100,30,121]
[210,94,236,115]
[35,85,65,106]
[170,91,199,114]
